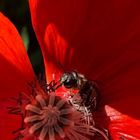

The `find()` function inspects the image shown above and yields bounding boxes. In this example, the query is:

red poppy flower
[29,0,140,139]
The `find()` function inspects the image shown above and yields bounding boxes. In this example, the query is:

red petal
[0,13,35,98]
[0,13,37,139]
[30,0,140,139]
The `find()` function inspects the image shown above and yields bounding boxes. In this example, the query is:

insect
[46,71,99,112]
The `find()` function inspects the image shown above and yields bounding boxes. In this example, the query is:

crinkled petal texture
[30,0,140,139]
[0,13,35,139]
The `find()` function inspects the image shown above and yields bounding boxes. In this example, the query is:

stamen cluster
[24,93,96,140]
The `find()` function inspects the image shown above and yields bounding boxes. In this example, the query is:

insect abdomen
[79,81,98,111]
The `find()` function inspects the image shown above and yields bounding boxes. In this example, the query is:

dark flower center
[7,73,110,140]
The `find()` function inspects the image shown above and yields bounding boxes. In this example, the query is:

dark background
[0,0,44,75]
